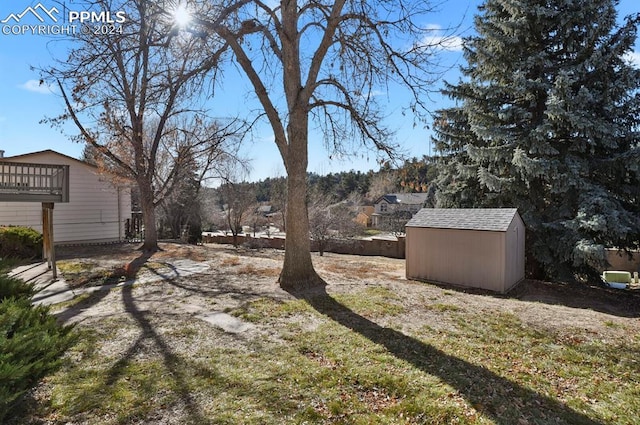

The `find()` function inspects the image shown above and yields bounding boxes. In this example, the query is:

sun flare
[171,3,192,28]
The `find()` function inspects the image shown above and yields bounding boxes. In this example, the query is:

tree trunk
[138,177,159,252]
[278,123,324,291]
[278,166,324,290]
[275,1,324,291]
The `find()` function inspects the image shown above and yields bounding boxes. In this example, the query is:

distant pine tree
[433,0,640,279]
[157,148,203,242]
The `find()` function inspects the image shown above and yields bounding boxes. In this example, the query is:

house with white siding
[0,149,131,244]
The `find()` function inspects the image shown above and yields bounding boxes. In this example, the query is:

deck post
[1,160,69,281]
[42,202,56,279]
[42,205,50,263]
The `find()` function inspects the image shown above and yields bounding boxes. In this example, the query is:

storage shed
[405,208,525,293]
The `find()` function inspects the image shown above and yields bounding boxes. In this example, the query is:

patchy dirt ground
[53,242,640,334]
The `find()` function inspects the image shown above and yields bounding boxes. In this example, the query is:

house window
[380,203,387,213]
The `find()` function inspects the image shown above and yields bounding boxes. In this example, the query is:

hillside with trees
[199,156,438,232]
[252,157,437,204]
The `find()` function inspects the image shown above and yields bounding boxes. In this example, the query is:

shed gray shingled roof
[406,208,519,232]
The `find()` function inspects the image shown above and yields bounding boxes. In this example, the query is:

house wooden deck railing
[0,161,70,203]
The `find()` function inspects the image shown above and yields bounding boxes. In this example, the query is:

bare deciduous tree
[44,0,245,252]
[379,209,412,237]
[309,192,362,256]
[366,171,400,203]
[220,181,256,247]
[249,207,270,237]
[269,173,287,233]
[308,195,334,257]
[194,0,452,289]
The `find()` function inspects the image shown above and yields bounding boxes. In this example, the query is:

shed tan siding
[406,227,507,292]
[0,151,131,243]
[405,208,525,293]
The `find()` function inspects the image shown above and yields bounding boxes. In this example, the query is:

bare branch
[44,0,248,251]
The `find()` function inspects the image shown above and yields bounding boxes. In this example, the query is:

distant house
[354,205,374,227]
[371,193,428,228]
[405,208,525,293]
[0,149,132,244]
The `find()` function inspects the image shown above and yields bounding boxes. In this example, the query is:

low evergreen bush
[0,275,75,422]
[0,227,43,260]
[0,257,23,274]
[0,274,34,301]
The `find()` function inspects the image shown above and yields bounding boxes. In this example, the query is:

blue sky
[0,0,638,182]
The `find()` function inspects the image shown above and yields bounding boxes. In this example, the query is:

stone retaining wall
[203,235,638,271]
[202,234,406,259]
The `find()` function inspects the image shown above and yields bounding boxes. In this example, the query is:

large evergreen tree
[433,0,640,279]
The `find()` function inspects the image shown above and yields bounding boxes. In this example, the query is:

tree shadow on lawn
[42,252,210,423]
[288,285,603,425]
[109,283,210,424]
[140,260,274,303]
[90,255,293,423]
[55,252,236,424]
[55,252,155,324]
[415,278,640,319]
[510,279,640,318]
[52,282,215,423]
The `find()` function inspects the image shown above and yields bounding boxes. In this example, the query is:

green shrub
[0,257,23,274]
[0,276,75,422]
[0,275,34,301]
[0,227,43,260]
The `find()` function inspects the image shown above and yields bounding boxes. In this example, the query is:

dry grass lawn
[10,242,640,424]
